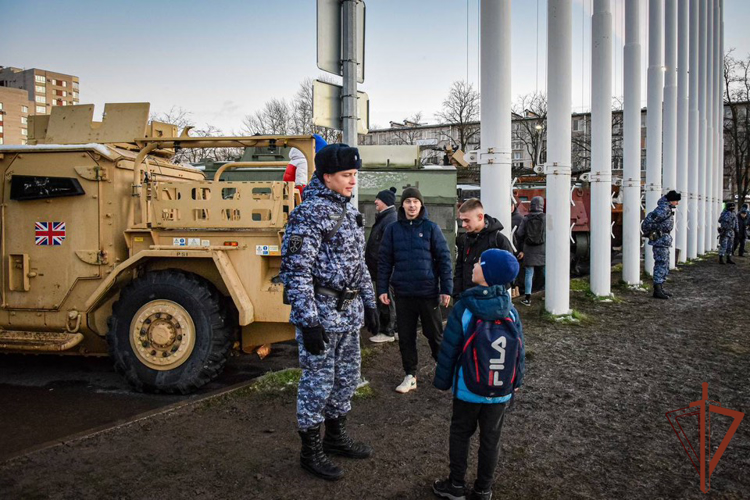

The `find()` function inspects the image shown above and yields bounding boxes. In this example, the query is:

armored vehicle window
[10,175,85,201]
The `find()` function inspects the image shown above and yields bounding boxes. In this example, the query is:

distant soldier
[718,202,739,265]
[733,204,748,257]
[280,143,380,481]
[642,190,681,299]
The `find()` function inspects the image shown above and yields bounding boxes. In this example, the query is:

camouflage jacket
[646,196,675,247]
[718,209,739,236]
[280,175,376,332]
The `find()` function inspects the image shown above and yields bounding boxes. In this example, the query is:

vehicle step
[0,331,85,352]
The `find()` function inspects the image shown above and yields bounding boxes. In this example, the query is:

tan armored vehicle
[0,103,313,393]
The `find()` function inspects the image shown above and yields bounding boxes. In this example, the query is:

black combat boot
[727,255,737,264]
[299,426,344,481]
[719,255,725,264]
[653,283,669,300]
[322,416,373,459]
[662,286,673,298]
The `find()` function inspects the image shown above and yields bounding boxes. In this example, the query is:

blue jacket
[377,207,453,298]
[434,285,525,403]
[646,196,675,248]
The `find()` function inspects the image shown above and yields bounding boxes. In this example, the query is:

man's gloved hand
[300,325,328,355]
[364,307,380,335]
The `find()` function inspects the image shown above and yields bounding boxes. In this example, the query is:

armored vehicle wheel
[107,270,234,394]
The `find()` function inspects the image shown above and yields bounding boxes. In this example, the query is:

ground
[1,256,748,499]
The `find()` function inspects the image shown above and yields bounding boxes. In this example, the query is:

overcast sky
[2,0,749,133]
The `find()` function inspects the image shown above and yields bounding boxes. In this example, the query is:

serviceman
[280,143,380,481]
[643,190,681,299]
[718,202,739,265]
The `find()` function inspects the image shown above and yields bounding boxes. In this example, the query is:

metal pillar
[663,0,677,268]
[590,0,613,297]
[545,0,572,315]
[687,0,699,259]
[479,0,512,236]
[713,0,722,245]
[718,0,725,218]
[676,0,689,262]
[704,0,714,252]
[645,0,664,275]
[697,0,707,255]
[623,0,642,284]
[342,0,358,205]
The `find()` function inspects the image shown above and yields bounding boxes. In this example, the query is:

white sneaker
[370,334,396,343]
[395,375,417,394]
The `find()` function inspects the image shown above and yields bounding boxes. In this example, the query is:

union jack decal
[35,222,66,246]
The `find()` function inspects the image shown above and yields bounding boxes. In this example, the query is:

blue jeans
[524,266,545,296]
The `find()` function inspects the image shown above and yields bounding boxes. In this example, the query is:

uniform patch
[288,235,304,254]
[35,222,66,246]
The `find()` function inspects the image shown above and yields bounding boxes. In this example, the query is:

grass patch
[354,383,376,399]
[570,278,590,293]
[361,347,377,364]
[611,263,623,272]
[248,368,302,396]
[540,308,591,325]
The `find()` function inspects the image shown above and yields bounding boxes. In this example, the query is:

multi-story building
[0,67,79,116]
[0,87,34,145]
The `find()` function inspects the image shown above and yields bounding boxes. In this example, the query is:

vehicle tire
[107,270,233,394]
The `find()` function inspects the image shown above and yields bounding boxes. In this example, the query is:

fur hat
[376,187,397,206]
[314,144,362,179]
[479,249,520,287]
[665,190,681,202]
[400,186,424,205]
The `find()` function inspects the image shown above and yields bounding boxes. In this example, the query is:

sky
[2,0,750,134]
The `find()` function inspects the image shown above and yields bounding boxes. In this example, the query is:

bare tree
[435,81,480,151]
[241,98,293,135]
[392,111,425,145]
[151,107,241,164]
[512,92,548,172]
[724,50,750,203]
[570,97,624,174]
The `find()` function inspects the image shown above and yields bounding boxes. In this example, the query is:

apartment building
[0,87,34,145]
[0,66,79,116]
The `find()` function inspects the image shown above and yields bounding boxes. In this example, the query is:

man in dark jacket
[378,186,453,394]
[365,187,398,342]
[644,190,680,298]
[511,200,524,250]
[733,204,748,257]
[516,196,546,306]
[454,198,514,298]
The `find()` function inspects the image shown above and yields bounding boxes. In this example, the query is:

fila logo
[489,336,506,386]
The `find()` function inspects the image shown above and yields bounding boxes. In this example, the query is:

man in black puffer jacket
[365,187,398,342]
[378,186,453,394]
[454,198,514,298]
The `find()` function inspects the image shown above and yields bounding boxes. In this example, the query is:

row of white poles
[478,1,724,314]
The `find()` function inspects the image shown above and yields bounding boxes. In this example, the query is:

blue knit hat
[313,134,327,153]
[479,249,519,287]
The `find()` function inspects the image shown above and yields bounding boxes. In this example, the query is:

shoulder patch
[288,235,304,254]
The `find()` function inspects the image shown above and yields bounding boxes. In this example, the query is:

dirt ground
[1,256,748,500]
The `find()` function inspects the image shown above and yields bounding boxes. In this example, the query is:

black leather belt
[314,285,359,300]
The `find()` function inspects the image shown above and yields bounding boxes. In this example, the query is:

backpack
[524,214,545,246]
[458,316,523,398]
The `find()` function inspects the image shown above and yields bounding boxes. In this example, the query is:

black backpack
[524,214,545,246]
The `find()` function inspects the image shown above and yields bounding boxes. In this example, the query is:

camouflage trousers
[296,328,361,430]
[719,234,734,257]
[652,246,670,285]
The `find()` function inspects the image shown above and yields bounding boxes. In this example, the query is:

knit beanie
[376,187,397,207]
[400,186,424,205]
[480,249,520,287]
[313,134,328,153]
[665,190,681,202]
[314,144,362,179]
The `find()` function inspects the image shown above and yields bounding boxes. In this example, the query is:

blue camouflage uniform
[280,175,377,430]
[646,196,675,285]
[718,208,739,257]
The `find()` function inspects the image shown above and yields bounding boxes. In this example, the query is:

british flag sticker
[35,222,66,246]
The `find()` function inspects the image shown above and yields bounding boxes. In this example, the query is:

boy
[433,249,525,500]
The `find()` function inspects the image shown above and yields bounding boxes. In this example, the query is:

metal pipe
[590,0,613,297]
[645,0,664,275]
[714,0,723,245]
[687,0,699,259]
[663,0,678,268]
[479,0,512,236]
[544,0,572,314]
[623,0,642,284]
[342,0,358,206]
[697,0,707,255]
[704,0,714,252]
[719,0,725,220]
[132,143,158,227]
[676,0,689,262]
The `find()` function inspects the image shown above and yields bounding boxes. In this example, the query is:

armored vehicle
[0,103,315,393]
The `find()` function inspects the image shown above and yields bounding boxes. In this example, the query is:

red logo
[666,383,744,493]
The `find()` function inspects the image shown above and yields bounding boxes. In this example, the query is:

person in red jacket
[284,147,309,194]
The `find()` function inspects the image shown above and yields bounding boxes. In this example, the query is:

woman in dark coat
[515,196,546,306]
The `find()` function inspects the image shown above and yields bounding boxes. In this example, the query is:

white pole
[645,0,664,276]
[718,0,725,217]
[697,0,707,255]
[713,0,722,246]
[676,0,689,263]
[623,0,642,284]
[545,0,572,315]
[687,0,699,259]
[590,0,613,297]
[663,0,678,269]
[342,0,358,206]
[704,0,714,252]
[479,0,512,236]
